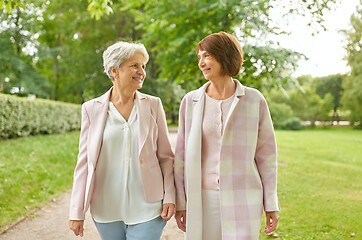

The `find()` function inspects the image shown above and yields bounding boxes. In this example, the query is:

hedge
[0,93,81,139]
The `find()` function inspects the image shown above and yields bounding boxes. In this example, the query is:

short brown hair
[196,31,244,77]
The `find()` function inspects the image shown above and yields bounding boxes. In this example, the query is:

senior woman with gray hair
[68,41,175,240]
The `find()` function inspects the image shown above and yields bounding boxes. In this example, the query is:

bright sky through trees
[271,0,359,77]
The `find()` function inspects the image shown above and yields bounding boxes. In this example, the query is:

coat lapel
[135,91,150,156]
[185,82,209,240]
[223,80,245,132]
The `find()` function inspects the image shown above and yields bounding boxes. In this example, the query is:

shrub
[0,93,81,139]
[269,102,294,129]
[280,117,305,130]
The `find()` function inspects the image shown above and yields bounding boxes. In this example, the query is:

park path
[0,130,184,240]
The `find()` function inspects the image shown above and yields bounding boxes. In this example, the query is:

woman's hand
[68,220,84,237]
[264,211,279,234]
[161,203,175,221]
[175,210,186,232]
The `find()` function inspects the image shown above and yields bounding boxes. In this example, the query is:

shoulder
[82,89,111,108]
[82,98,96,109]
[138,91,161,104]
[181,89,199,103]
[243,86,266,102]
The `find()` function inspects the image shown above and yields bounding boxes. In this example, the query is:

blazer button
[140,159,144,164]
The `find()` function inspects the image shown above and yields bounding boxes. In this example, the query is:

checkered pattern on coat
[174,80,280,240]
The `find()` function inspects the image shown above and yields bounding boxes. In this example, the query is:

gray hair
[103,41,149,80]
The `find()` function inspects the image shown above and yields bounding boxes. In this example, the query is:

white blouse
[90,102,162,224]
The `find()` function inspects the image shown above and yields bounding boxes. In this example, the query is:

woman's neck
[206,77,236,100]
[110,85,135,105]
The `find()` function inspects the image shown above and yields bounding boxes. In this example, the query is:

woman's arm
[174,97,187,231]
[254,97,280,212]
[174,97,187,211]
[69,103,90,221]
[155,98,176,205]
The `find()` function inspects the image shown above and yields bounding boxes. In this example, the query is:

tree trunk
[53,33,61,101]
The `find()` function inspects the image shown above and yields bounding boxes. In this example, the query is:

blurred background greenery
[1,1,362,238]
[1,0,361,127]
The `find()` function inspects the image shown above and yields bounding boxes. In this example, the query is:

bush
[0,93,81,139]
[280,117,305,130]
[269,102,294,129]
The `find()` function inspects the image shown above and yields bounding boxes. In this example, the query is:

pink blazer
[69,88,175,220]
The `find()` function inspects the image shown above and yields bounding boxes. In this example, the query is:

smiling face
[111,52,147,92]
[197,50,223,81]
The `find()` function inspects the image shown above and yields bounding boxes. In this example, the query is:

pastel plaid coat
[174,80,280,240]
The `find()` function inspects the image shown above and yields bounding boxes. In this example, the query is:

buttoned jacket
[69,88,175,220]
[174,80,280,240]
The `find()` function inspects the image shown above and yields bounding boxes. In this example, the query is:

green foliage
[342,1,362,127]
[313,74,344,121]
[127,0,305,91]
[265,80,334,127]
[0,0,346,123]
[289,88,333,125]
[86,0,113,20]
[0,131,79,229]
[0,0,24,13]
[280,117,304,130]
[269,102,294,128]
[85,0,340,92]
[0,5,50,97]
[34,0,141,103]
[141,78,185,124]
[0,93,81,139]
[269,103,304,130]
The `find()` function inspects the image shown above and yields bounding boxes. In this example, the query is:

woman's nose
[137,67,146,76]
[198,58,205,68]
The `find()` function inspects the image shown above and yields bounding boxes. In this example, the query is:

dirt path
[0,130,184,240]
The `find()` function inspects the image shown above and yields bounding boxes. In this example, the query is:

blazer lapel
[135,91,150,156]
[89,88,111,167]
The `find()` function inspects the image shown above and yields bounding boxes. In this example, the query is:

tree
[314,74,344,123]
[86,0,340,92]
[0,0,24,13]
[35,0,142,103]
[0,5,49,97]
[342,1,362,127]
[287,87,333,126]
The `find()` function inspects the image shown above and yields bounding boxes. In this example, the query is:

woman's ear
[110,67,118,79]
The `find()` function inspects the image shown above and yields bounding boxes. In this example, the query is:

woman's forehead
[197,50,208,56]
[127,52,147,63]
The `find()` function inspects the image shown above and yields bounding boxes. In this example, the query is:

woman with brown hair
[174,32,280,240]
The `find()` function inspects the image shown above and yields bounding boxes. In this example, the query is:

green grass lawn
[0,131,80,230]
[260,127,362,239]
[0,128,361,239]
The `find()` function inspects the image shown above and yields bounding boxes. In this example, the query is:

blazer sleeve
[254,96,280,212]
[155,98,176,204]
[69,103,90,220]
[174,97,187,211]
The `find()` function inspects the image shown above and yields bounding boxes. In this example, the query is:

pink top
[201,93,234,189]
